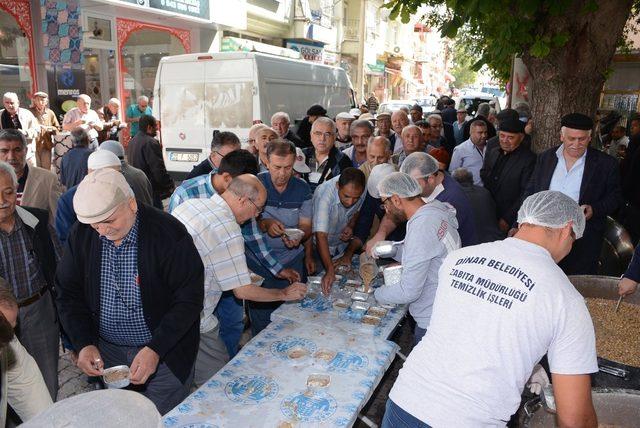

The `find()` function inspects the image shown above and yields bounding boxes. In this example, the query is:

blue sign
[280,390,337,422]
[270,336,317,360]
[327,351,369,373]
[224,375,279,404]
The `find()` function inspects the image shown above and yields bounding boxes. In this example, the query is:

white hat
[87,150,121,170]
[74,169,133,224]
[336,112,355,121]
[294,147,311,173]
[349,108,362,117]
[367,163,397,198]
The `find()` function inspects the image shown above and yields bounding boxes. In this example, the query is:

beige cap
[73,169,133,224]
[87,150,121,170]
[376,112,391,119]
[33,91,48,98]
[359,113,375,122]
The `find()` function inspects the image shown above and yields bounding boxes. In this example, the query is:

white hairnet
[367,163,397,198]
[400,152,439,177]
[517,190,586,239]
[377,172,422,199]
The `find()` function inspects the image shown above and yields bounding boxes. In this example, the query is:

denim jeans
[414,326,427,347]
[214,292,244,358]
[382,399,432,428]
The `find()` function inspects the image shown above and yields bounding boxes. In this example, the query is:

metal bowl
[102,365,130,389]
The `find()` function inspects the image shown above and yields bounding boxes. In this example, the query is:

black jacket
[284,129,306,149]
[21,207,57,291]
[55,204,204,382]
[302,146,352,192]
[126,132,175,199]
[522,146,621,275]
[480,142,536,225]
[186,158,213,180]
[295,117,313,149]
[462,116,496,142]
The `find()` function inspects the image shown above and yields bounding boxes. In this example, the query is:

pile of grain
[585,298,640,367]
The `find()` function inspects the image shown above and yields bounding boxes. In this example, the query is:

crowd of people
[0,88,639,427]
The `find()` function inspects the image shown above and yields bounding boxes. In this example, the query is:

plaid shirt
[99,217,152,346]
[0,207,61,300]
[172,194,252,332]
[168,171,283,275]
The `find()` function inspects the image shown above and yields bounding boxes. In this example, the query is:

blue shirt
[126,104,152,137]
[168,171,284,275]
[549,144,586,203]
[99,217,152,346]
[258,172,313,265]
[55,186,78,246]
[312,175,365,256]
[448,139,485,185]
[60,146,92,188]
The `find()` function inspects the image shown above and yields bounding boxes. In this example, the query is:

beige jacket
[0,337,53,426]
[0,108,40,141]
[22,165,64,220]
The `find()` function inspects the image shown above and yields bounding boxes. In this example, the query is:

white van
[153,52,356,179]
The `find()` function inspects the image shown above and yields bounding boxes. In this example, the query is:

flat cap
[496,108,519,123]
[499,118,525,134]
[73,169,132,224]
[307,104,327,116]
[561,113,593,130]
[32,91,48,98]
[336,112,355,121]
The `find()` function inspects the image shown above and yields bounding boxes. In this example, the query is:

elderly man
[367,152,478,250]
[62,94,102,150]
[29,92,59,170]
[97,98,125,143]
[391,125,423,167]
[254,140,313,334]
[382,191,597,428]
[390,111,410,154]
[425,114,447,152]
[60,128,92,188]
[521,113,621,275]
[409,104,423,124]
[481,118,536,234]
[453,106,468,145]
[335,112,355,148]
[342,119,374,167]
[374,172,460,344]
[169,150,299,356]
[452,168,502,244]
[296,104,326,148]
[359,135,392,181]
[56,168,204,414]
[302,117,352,192]
[125,95,152,137]
[100,140,153,205]
[311,168,366,292]
[0,130,63,219]
[1,92,39,164]
[186,131,240,180]
[255,126,279,172]
[449,120,488,185]
[0,161,61,400]
[173,174,306,385]
[271,112,304,148]
[127,115,174,209]
[376,112,394,139]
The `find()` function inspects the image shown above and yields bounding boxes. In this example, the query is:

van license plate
[169,152,199,162]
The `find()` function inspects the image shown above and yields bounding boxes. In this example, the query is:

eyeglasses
[312,131,334,139]
[247,197,263,214]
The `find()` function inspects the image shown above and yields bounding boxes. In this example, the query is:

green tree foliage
[450,40,479,89]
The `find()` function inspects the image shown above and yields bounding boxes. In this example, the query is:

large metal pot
[568,275,640,390]
[598,217,634,277]
[523,388,640,427]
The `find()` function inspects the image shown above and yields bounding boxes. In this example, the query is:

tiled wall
[41,0,83,65]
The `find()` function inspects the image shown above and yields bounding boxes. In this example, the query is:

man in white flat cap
[56,169,204,414]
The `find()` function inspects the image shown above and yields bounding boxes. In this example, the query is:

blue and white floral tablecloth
[162,318,399,428]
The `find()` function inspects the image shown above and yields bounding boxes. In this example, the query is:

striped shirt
[168,171,283,275]
[99,217,152,346]
[172,194,252,332]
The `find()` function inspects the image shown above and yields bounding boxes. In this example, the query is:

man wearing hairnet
[372,172,460,345]
[382,190,598,428]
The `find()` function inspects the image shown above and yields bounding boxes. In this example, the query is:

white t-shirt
[390,238,598,427]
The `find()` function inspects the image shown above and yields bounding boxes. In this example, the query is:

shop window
[121,29,186,112]
[0,10,32,105]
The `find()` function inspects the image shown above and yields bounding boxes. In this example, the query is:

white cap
[336,112,355,121]
[87,150,121,170]
[378,172,422,199]
[367,163,397,198]
[349,108,362,117]
[294,147,311,173]
[517,190,586,239]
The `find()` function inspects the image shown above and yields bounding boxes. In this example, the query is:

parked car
[377,100,415,115]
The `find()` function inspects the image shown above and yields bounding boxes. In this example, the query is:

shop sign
[285,41,323,63]
[120,0,210,20]
[365,60,385,76]
[46,67,87,116]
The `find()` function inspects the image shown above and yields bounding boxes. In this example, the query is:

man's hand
[339,226,353,242]
[262,219,285,237]
[618,277,638,297]
[581,205,593,221]
[321,269,336,295]
[305,256,316,275]
[77,345,104,376]
[527,364,550,395]
[283,236,301,249]
[129,346,160,385]
[280,282,307,301]
[276,268,301,283]
[498,219,510,233]
[365,233,385,257]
